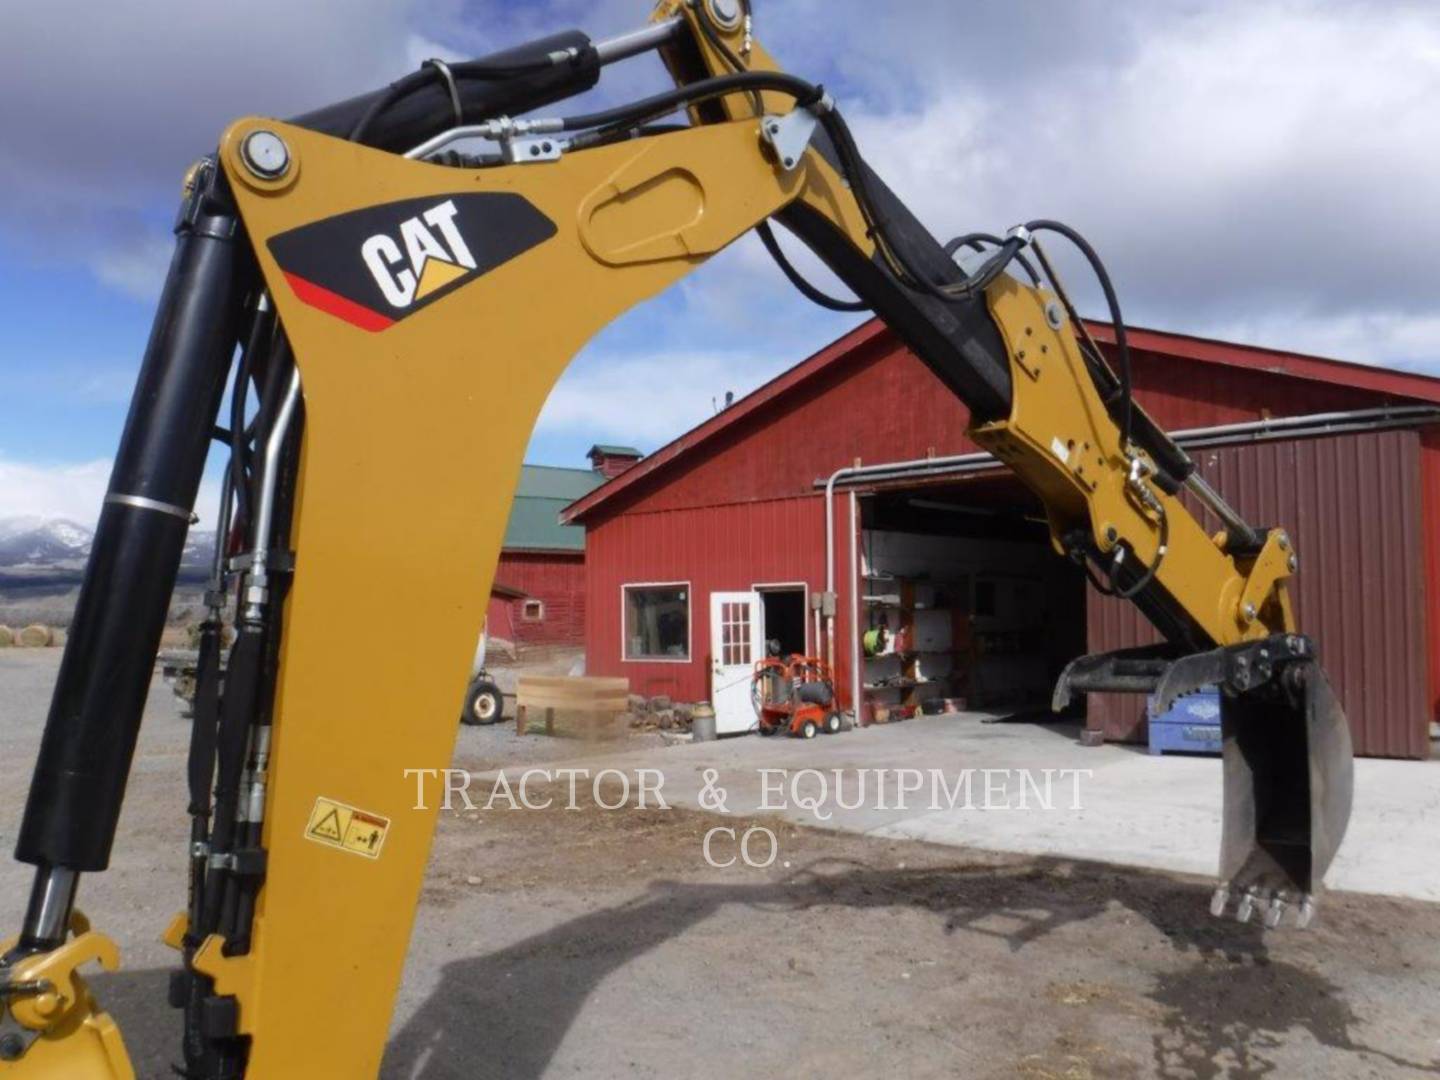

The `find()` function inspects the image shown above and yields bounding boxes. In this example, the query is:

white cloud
[0,0,427,301]
[0,457,221,530]
[6,0,1440,476]
[0,459,112,524]
[827,2,1440,348]
[1209,311,1440,374]
[536,349,792,444]
[90,235,174,303]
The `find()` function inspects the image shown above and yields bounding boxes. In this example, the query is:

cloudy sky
[1,0,1437,524]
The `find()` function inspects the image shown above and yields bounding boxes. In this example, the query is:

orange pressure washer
[752,653,843,738]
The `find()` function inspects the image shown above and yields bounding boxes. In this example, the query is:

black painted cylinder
[291,30,599,153]
[15,177,248,873]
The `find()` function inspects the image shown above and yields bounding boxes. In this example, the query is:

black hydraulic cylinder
[15,169,247,874]
[291,30,600,153]
[775,135,1013,423]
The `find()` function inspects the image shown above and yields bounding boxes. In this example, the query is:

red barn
[487,451,640,649]
[564,319,1440,758]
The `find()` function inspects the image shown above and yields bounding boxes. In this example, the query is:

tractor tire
[463,679,504,726]
[799,719,818,740]
[824,711,842,735]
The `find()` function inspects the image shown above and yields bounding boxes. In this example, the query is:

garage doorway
[858,479,1086,722]
[755,584,808,658]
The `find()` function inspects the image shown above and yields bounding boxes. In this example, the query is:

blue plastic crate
[1147,687,1222,756]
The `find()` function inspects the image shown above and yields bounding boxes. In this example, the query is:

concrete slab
[506,712,1440,903]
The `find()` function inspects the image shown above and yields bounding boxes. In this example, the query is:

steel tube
[594,17,684,64]
[15,868,79,953]
[245,368,302,612]
[1185,470,1257,542]
[818,406,1440,496]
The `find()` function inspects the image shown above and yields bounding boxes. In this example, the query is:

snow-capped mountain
[0,518,93,569]
[0,517,214,575]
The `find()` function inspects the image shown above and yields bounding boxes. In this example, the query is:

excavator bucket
[1153,634,1354,927]
[1213,662,1353,926]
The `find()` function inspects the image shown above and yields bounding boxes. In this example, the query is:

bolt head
[1287,554,1298,572]
[240,129,290,180]
[1045,300,1065,330]
[708,0,742,27]
[1242,602,1258,621]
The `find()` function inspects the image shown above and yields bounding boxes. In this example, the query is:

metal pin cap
[240,130,290,180]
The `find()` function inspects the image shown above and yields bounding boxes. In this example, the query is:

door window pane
[721,601,752,666]
[624,585,690,660]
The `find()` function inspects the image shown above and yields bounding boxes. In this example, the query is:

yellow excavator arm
[0,2,1352,1075]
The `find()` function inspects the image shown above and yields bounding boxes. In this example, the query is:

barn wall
[594,335,1402,520]
[1087,429,1430,759]
[494,551,587,647]
[485,594,516,645]
[1422,428,1440,728]
[584,495,858,706]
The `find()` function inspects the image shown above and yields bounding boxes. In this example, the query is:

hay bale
[17,624,54,648]
[0,626,13,647]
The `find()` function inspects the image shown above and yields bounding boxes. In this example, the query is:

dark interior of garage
[859,476,1087,723]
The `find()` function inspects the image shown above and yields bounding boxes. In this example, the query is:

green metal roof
[588,444,642,458]
[503,466,604,551]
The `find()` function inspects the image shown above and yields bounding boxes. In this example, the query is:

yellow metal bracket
[1235,529,1297,631]
[190,931,262,1038]
[0,912,134,1078]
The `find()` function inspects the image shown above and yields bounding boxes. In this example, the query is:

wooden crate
[516,676,630,739]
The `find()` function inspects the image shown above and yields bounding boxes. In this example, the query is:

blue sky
[2,0,1438,524]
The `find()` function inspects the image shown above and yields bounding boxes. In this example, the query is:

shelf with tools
[862,576,972,721]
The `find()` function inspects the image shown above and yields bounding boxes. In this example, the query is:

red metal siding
[1422,429,1440,728]
[584,495,857,705]
[1088,429,1430,759]
[494,551,587,647]
[485,593,517,644]
[593,339,1402,520]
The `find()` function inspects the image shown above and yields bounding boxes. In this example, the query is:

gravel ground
[2,649,1438,1079]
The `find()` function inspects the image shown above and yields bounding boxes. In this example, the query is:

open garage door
[857,479,1085,724]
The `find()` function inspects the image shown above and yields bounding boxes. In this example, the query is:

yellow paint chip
[305,797,390,859]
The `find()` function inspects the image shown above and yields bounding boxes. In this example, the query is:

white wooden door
[710,592,762,735]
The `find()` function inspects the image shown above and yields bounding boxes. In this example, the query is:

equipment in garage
[752,652,842,738]
[860,490,1085,720]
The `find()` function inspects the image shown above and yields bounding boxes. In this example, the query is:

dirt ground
[2,650,1438,1078]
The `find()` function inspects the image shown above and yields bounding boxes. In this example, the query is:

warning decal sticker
[304,796,391,859]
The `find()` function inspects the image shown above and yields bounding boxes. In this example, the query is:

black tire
[824,711,842,735]
[799,718,818,740]
[463,679,504,726]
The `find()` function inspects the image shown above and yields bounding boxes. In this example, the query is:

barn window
[522,600,544,622]
[623,583,690,661]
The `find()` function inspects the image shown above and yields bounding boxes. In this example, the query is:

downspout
[849,491,861,723]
